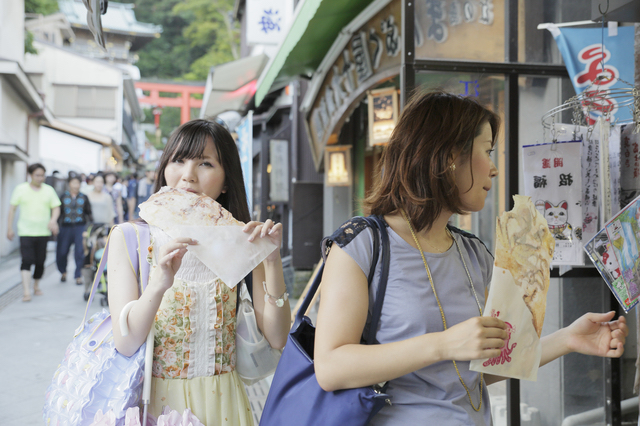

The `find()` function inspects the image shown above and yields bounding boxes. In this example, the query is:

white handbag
[235,281,282,385]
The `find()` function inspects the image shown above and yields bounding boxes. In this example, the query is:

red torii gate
[135,81,206,125]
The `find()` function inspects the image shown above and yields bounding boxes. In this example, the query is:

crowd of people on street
[5,92,633,425]
[6,164,156,301]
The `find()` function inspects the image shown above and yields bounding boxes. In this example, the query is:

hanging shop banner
[596,118,623,222]
[553,124,600,245]
[325,146,352,187]
[547,25,634,125]
[269,139,289,202]
[237,111,253,214]
[302,0,402,169]
[367,87,399,146]
[246,0,294,45]
[523,141,584,265]
[620,124,640,210]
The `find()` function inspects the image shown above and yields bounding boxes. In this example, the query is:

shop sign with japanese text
[304,0,402,169]
[246,0,294,45]
[414,0,503,62]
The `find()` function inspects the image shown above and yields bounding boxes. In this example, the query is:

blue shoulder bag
[259,215,392,426]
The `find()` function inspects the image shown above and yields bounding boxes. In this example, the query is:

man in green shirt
[7,163,61,301]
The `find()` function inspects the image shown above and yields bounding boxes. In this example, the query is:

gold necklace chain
[400,210,484,412]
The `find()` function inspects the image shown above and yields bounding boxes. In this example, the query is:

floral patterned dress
[148,226,254,425]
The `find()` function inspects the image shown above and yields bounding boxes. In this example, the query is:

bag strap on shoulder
[362,216,390,345]
[75,222,151,336]
[293,215,390,345]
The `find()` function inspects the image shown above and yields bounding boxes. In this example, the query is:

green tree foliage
[25,30,38,55]
[119,0,239,82]
[173,0,239,81]
[25,0,58,14]
[118,0,206,79]
[25,0,59,54]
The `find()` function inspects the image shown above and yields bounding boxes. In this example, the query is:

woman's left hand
[566,311,628,358]
[243,219,282,262]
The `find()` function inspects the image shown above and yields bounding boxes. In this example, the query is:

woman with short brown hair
[366,91,500,232]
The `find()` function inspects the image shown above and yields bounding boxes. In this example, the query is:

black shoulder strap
[362,215,390,345]
[292,215,390,345]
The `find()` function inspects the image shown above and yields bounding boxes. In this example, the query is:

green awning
[255,0,375,106]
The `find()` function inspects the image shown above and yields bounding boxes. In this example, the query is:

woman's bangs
[169,132,209,161]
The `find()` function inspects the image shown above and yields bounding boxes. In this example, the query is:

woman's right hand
[151,237,198,292]
[438,316,508,362]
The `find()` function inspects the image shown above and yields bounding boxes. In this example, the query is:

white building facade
[0,0,55,256]
[24,39,144,173]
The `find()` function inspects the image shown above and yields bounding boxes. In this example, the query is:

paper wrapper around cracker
[139,187,277,288]
[469,195,555,381]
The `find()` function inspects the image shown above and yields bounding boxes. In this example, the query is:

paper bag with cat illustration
[522,140,584,266]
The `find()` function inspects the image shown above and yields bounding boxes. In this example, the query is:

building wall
[69,28,138,63]
[39,126,104,175]
[0,159,26,256]
[0,81,29,154]
[0,0,42,257]
[25,42,125,144]
[0,79,43,257]
[0,0,25,64]
[296,81,323,184]
[25,14,71,48]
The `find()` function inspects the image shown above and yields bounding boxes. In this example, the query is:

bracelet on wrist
[263,281,289,308]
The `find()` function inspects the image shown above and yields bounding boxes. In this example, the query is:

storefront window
[520,0,592,64]
[414,0,594,65]
[415,0,505,62]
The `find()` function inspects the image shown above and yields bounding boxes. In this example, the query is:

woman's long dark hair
[154,119,251,223]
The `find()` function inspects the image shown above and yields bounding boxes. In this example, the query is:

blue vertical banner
[548,25,634,125]
[237,111,253,215]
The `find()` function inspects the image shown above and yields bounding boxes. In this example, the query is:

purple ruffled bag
[43,223,150,426]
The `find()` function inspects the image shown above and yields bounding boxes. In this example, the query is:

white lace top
[150,225,238,379]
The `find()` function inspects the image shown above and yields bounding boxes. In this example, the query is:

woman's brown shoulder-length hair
[364,90,500,232]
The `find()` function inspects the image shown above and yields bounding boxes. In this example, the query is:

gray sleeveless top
[322,217,494,425]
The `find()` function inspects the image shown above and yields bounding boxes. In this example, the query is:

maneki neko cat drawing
[539,200,574,241]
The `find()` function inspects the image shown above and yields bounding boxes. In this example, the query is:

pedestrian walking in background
[126,172,138,220]
[313,91,629,425]
[45,170,67,198]
[86,174,114,227]
[116,174,130,221]
[107,119,289,424]
[56,174,93,285]
[6,163,61,302]
[137,163,156,208]
[104,171,124,224]
[81,173,95,195]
